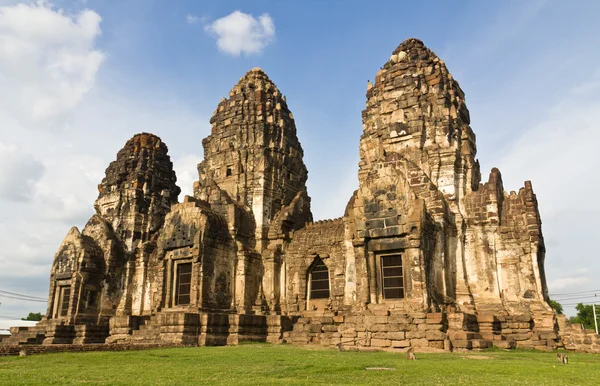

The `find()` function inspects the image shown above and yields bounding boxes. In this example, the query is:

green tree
[549,300,563,314]
[568,303,598,330]
[21,312,43,321]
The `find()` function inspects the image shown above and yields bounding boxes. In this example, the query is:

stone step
[132,326,160,337]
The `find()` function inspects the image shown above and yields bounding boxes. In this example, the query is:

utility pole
[593,303,598,335]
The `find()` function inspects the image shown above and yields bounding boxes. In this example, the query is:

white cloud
[495,71,600,316]
[186,14,202,25]
[550,273,591,292]
[497,73,600,217]
[0,142,45,202]
[173,153,202,199]
[205,11,274,56]
[0,1,108,317]
[33,152,103,224]
[0,1,104,124]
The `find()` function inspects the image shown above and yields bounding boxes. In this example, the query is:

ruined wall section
[196,68,311,250]
[464,168,549,309]
[80,214,125,317]
[149,198,238,313]
[463,169,504,305]
[195,177,256,248]
[267,190,312,241]
[283,219,346,314]
[261,190,312,313]
[45,227,105,327]
[345,165,436,311]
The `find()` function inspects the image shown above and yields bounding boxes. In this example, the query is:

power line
[559,302,599,307]
[550,289,600,297]
[0,294,46,303]
[552,294,599,300]
[550,294,598,302]
[0,315,25,320]
[0,289,46,301]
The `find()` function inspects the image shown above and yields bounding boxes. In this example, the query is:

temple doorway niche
[306,256,330,311]
[379,253,405,299]
[52,284,71,318]
[175,262,192,306]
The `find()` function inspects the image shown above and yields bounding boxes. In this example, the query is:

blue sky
[0,0,599,319]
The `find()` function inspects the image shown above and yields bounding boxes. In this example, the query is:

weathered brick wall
[464,168,549,306]
[150,199,239,312]
[557,315,600,353]
[561,327,600,353]
[284,219,346,313]
[0,343,184,357]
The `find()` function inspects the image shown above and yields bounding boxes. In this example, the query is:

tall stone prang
[195,68,312,252]
[348,38,549,313]
[8,38,595,353]
[342,37,550,322]
[95,133,181,252]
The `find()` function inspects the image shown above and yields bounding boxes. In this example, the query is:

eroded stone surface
[196,68,311,251]
[95,132,180,252]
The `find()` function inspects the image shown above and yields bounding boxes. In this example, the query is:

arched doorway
[307,257,330,310]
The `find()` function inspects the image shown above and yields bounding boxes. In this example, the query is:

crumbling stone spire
[94,133,180,252]
[196,68,311,247]
[361,37,480,200]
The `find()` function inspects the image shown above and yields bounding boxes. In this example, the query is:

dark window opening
[226,166,233,177]
[309,258,330,299]
[176,263,192,305]
[59,287,70,317]
[86,290,97,309]
[381,254,404,299]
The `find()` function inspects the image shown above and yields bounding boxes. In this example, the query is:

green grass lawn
[1,344,599,385]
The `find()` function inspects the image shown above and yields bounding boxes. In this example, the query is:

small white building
[0,320,38,341]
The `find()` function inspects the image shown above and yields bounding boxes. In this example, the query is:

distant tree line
[549,301,598,330]
[569,303,598,330]
[21,312,43,321]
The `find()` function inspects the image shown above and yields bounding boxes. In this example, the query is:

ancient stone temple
[5,38,596,352]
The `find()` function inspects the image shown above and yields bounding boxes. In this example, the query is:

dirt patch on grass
[463,355,492,360]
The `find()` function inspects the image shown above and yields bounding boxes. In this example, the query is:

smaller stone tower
[95,133,180,253]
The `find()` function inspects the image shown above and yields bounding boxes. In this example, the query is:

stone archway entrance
[306,257,330,310]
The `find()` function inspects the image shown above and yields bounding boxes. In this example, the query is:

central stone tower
[195,68,311,252]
